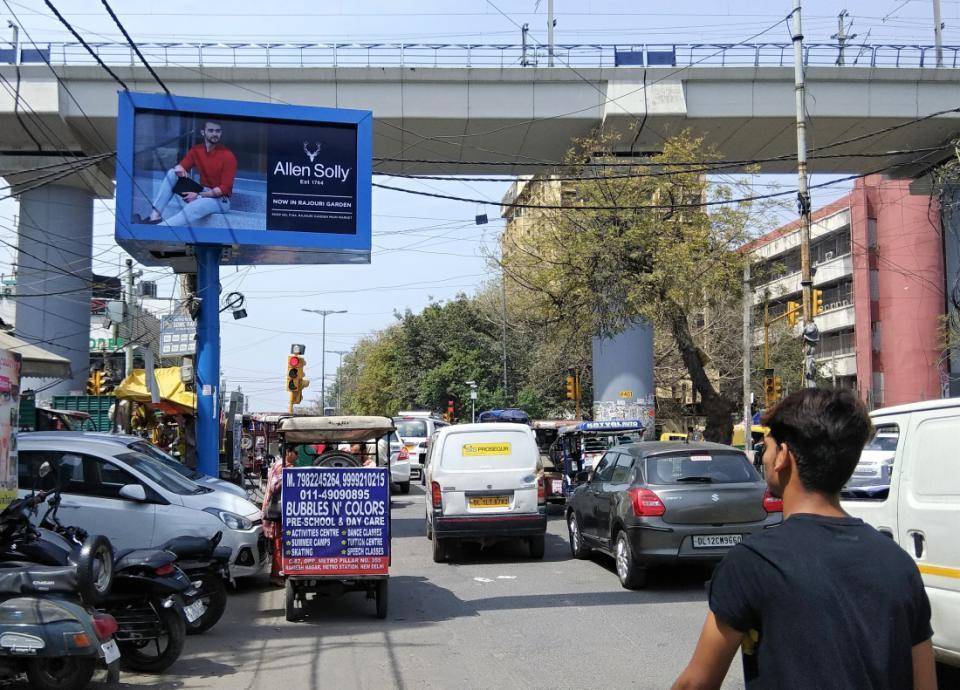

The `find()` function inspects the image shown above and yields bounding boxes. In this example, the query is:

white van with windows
[393,411,449,482]
[425,423,546,563]
[841,398,960,667]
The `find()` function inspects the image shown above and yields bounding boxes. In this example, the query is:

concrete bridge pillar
[14,183,94,396]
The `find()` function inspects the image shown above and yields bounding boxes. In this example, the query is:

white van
[841,398,960,667]
[425,423,546,563]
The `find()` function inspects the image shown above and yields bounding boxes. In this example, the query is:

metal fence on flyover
[3,42,959,70]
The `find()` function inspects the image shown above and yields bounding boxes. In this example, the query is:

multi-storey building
[746,174,949,408]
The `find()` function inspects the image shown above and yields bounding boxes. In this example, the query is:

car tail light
[154,563,175,577]
[398,447,410,462]
[431,481,442,509]
[763,489,783,513]
[92,613,118,640]
[628,487,666,517]
[537,475,545,505]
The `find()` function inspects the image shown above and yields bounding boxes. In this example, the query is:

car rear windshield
[395,420,428,438]
[645,451,759,485]
[440,431,535,471]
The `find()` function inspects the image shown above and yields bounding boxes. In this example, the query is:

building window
[817,328,855,358]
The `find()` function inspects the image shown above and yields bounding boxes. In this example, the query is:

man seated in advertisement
[136,120,238,227]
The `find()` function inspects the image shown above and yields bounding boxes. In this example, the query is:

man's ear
[773,442,793,474]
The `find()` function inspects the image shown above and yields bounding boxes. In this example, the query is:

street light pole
[302,308,347,414]
[327,350,348,413]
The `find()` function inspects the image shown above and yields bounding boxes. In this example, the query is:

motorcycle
[160,532,230,634]
[36,490,203,673]
[0,486,121,689]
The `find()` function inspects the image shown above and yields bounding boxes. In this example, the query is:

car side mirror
[575,470,591,484]
[118,484,148,502]
[38,461,52,478]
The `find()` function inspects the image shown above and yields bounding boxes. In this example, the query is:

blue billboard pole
[195,245,221,478]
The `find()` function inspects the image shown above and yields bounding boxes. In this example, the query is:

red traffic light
[288,356,301,367]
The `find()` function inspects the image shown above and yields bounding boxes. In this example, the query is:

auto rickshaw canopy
[278,415,395,444]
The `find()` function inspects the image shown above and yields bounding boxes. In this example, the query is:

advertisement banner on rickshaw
[281,467,390,576]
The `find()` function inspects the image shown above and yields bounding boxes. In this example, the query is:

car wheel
[432,536,447,563]
[528,535,545,559]
[399,481,411,495]
[615,531,647,590]
[426,517,433,541]
[567,513,589,559]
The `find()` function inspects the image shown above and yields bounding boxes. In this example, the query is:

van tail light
[537,475,545,505]
[92,613,118,641]
[628,487,666,517]
[431,481,442,510]
[398,447,410,462]
[763,489,783,513]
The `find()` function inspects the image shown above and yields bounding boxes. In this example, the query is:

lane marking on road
[497,576,516,580]
[474,577,493,583]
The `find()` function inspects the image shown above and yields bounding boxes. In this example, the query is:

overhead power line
[41,0,129,91]
[98,0,171,94]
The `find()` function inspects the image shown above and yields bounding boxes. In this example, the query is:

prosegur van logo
[272,140,352,183]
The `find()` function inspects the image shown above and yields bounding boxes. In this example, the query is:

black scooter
[36,491,201,673]
[160,532,230,634]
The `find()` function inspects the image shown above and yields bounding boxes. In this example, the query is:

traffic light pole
[194,246,221,479]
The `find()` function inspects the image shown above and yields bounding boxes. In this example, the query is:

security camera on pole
[465,380,478,422]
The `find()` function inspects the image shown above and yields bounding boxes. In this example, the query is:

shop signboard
[115,91,372,268]
[281,467,390,577]
[0,349,21,510]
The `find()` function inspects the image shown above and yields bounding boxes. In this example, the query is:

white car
[388,432,411,494]
[425,423,546,563]
[393,412,449,481]
[18,433,267,580]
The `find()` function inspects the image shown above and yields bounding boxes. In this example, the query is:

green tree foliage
[500,130,763,442]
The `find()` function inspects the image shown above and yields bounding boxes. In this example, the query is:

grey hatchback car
[566,441,782,589]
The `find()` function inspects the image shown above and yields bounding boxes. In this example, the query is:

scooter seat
[115,548,177,571]
[161,536,214,560]
[0,564,78,595]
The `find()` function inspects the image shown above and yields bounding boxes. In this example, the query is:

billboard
[115,92,372,267]
[592,321,656,438]
[0,349,21,510]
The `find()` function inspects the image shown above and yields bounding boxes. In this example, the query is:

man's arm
[672,612,744,690]
[912,639,937,690]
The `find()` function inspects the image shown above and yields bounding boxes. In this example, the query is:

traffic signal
[286,355,309,406]
[446,399,455,422]
[773,376,783,401]
[812,289,824,316]
[87,371,102,395]
[764,376,783,406]
[86,370,113,395]
[786,300,801,327]
[565,374,577,400]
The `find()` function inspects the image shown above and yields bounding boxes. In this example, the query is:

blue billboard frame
[115,91,372,267]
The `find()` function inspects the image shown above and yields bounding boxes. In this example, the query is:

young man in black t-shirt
[672,388,936,690]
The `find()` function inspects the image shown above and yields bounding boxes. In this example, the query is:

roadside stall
[277,416,394,622]
[551,419,646,496]
[113,366,198,464]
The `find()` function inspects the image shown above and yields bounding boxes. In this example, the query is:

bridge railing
[3,42,959,70]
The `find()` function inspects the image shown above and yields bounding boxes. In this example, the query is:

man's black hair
[202,119,222,129]
[762,387,873,494]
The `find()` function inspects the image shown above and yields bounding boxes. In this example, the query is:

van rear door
[898,409,960,663]
[436,429,538,517]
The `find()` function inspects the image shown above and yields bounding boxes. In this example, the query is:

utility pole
[500,275,508,404]
[302,308,347,414]
[832,10,855,66]
[791,0,819,388]
[547,0,555,67]
[123,259,136,376]
[934,0,944,68]
[327,349,348,413]
[7,21,19,65]
[521,23,530,66]
[742,262,753,442]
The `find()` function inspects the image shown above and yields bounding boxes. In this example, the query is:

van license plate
[551,480,563,494]
[693,534,742,549]
[101,639,121,664]
[468,496,510,508]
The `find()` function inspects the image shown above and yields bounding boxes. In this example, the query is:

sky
[0,0,956,411]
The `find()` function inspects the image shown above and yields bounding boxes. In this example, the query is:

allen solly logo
[303,141,322,163]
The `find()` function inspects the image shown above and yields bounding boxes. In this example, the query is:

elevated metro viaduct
[3,50,960,394]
